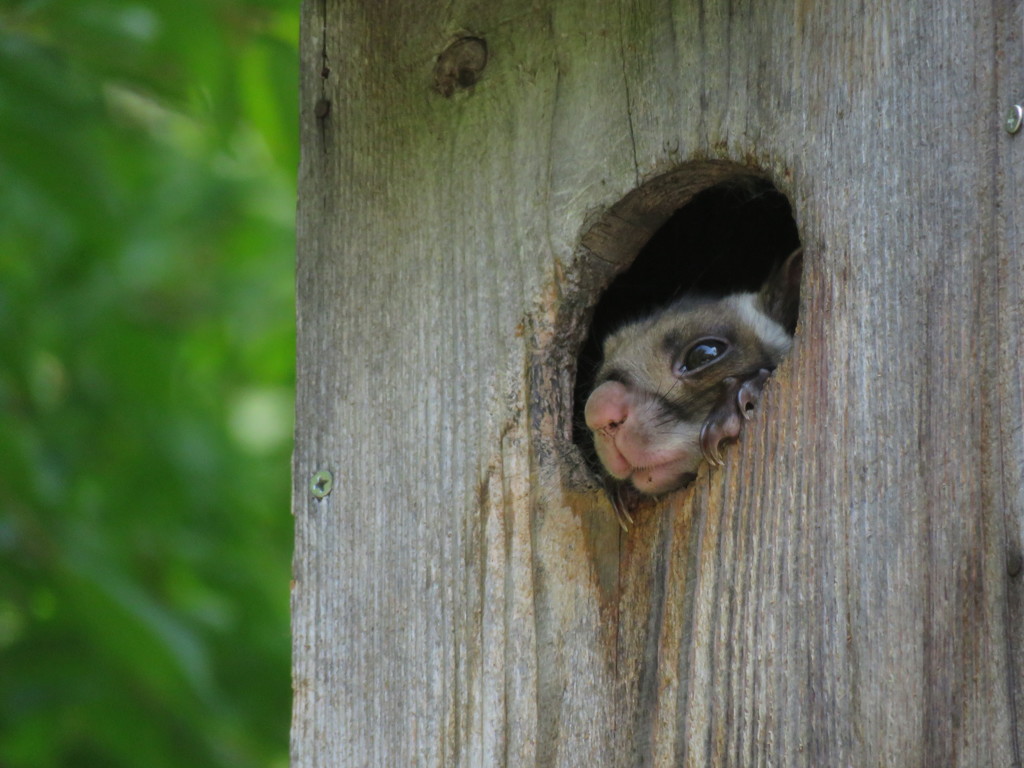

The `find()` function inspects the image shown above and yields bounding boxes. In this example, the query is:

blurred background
[0,1,297,766]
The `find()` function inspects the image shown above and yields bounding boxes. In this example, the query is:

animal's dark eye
[673,338,729,376]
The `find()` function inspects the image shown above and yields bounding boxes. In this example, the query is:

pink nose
[584,380,631,432]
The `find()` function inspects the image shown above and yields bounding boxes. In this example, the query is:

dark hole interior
[572,175,802,466]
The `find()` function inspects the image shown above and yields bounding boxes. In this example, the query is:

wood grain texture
[996,2,1024,762]
[292,0,1024,765]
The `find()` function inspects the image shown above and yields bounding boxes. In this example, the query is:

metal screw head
[1005,104,1023,135]
[310,470,334,499]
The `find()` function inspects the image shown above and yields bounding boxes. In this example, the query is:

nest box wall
[293,1,1024,765]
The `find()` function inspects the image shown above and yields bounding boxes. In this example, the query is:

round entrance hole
[572,164,802,478]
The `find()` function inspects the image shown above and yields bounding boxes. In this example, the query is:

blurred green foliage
[0,1,297,765]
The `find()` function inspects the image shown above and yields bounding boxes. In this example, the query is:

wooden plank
[610,2,1019,765]
[293,0,1022,764]
[293,3,637,764]
[996,2,1024,763]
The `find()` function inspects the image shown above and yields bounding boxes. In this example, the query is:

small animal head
[584,250,801,496]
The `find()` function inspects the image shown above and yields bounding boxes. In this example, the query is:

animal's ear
[757,248,802,333]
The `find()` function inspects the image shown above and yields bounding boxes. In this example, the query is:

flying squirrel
[583,249,802,528]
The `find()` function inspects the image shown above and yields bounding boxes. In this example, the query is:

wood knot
[1008,548,1023,578]
[434,36,487,97]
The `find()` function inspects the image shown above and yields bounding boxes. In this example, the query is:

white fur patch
[728,293,792,356]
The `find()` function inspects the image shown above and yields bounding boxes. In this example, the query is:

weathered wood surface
[292,0,1024,765]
